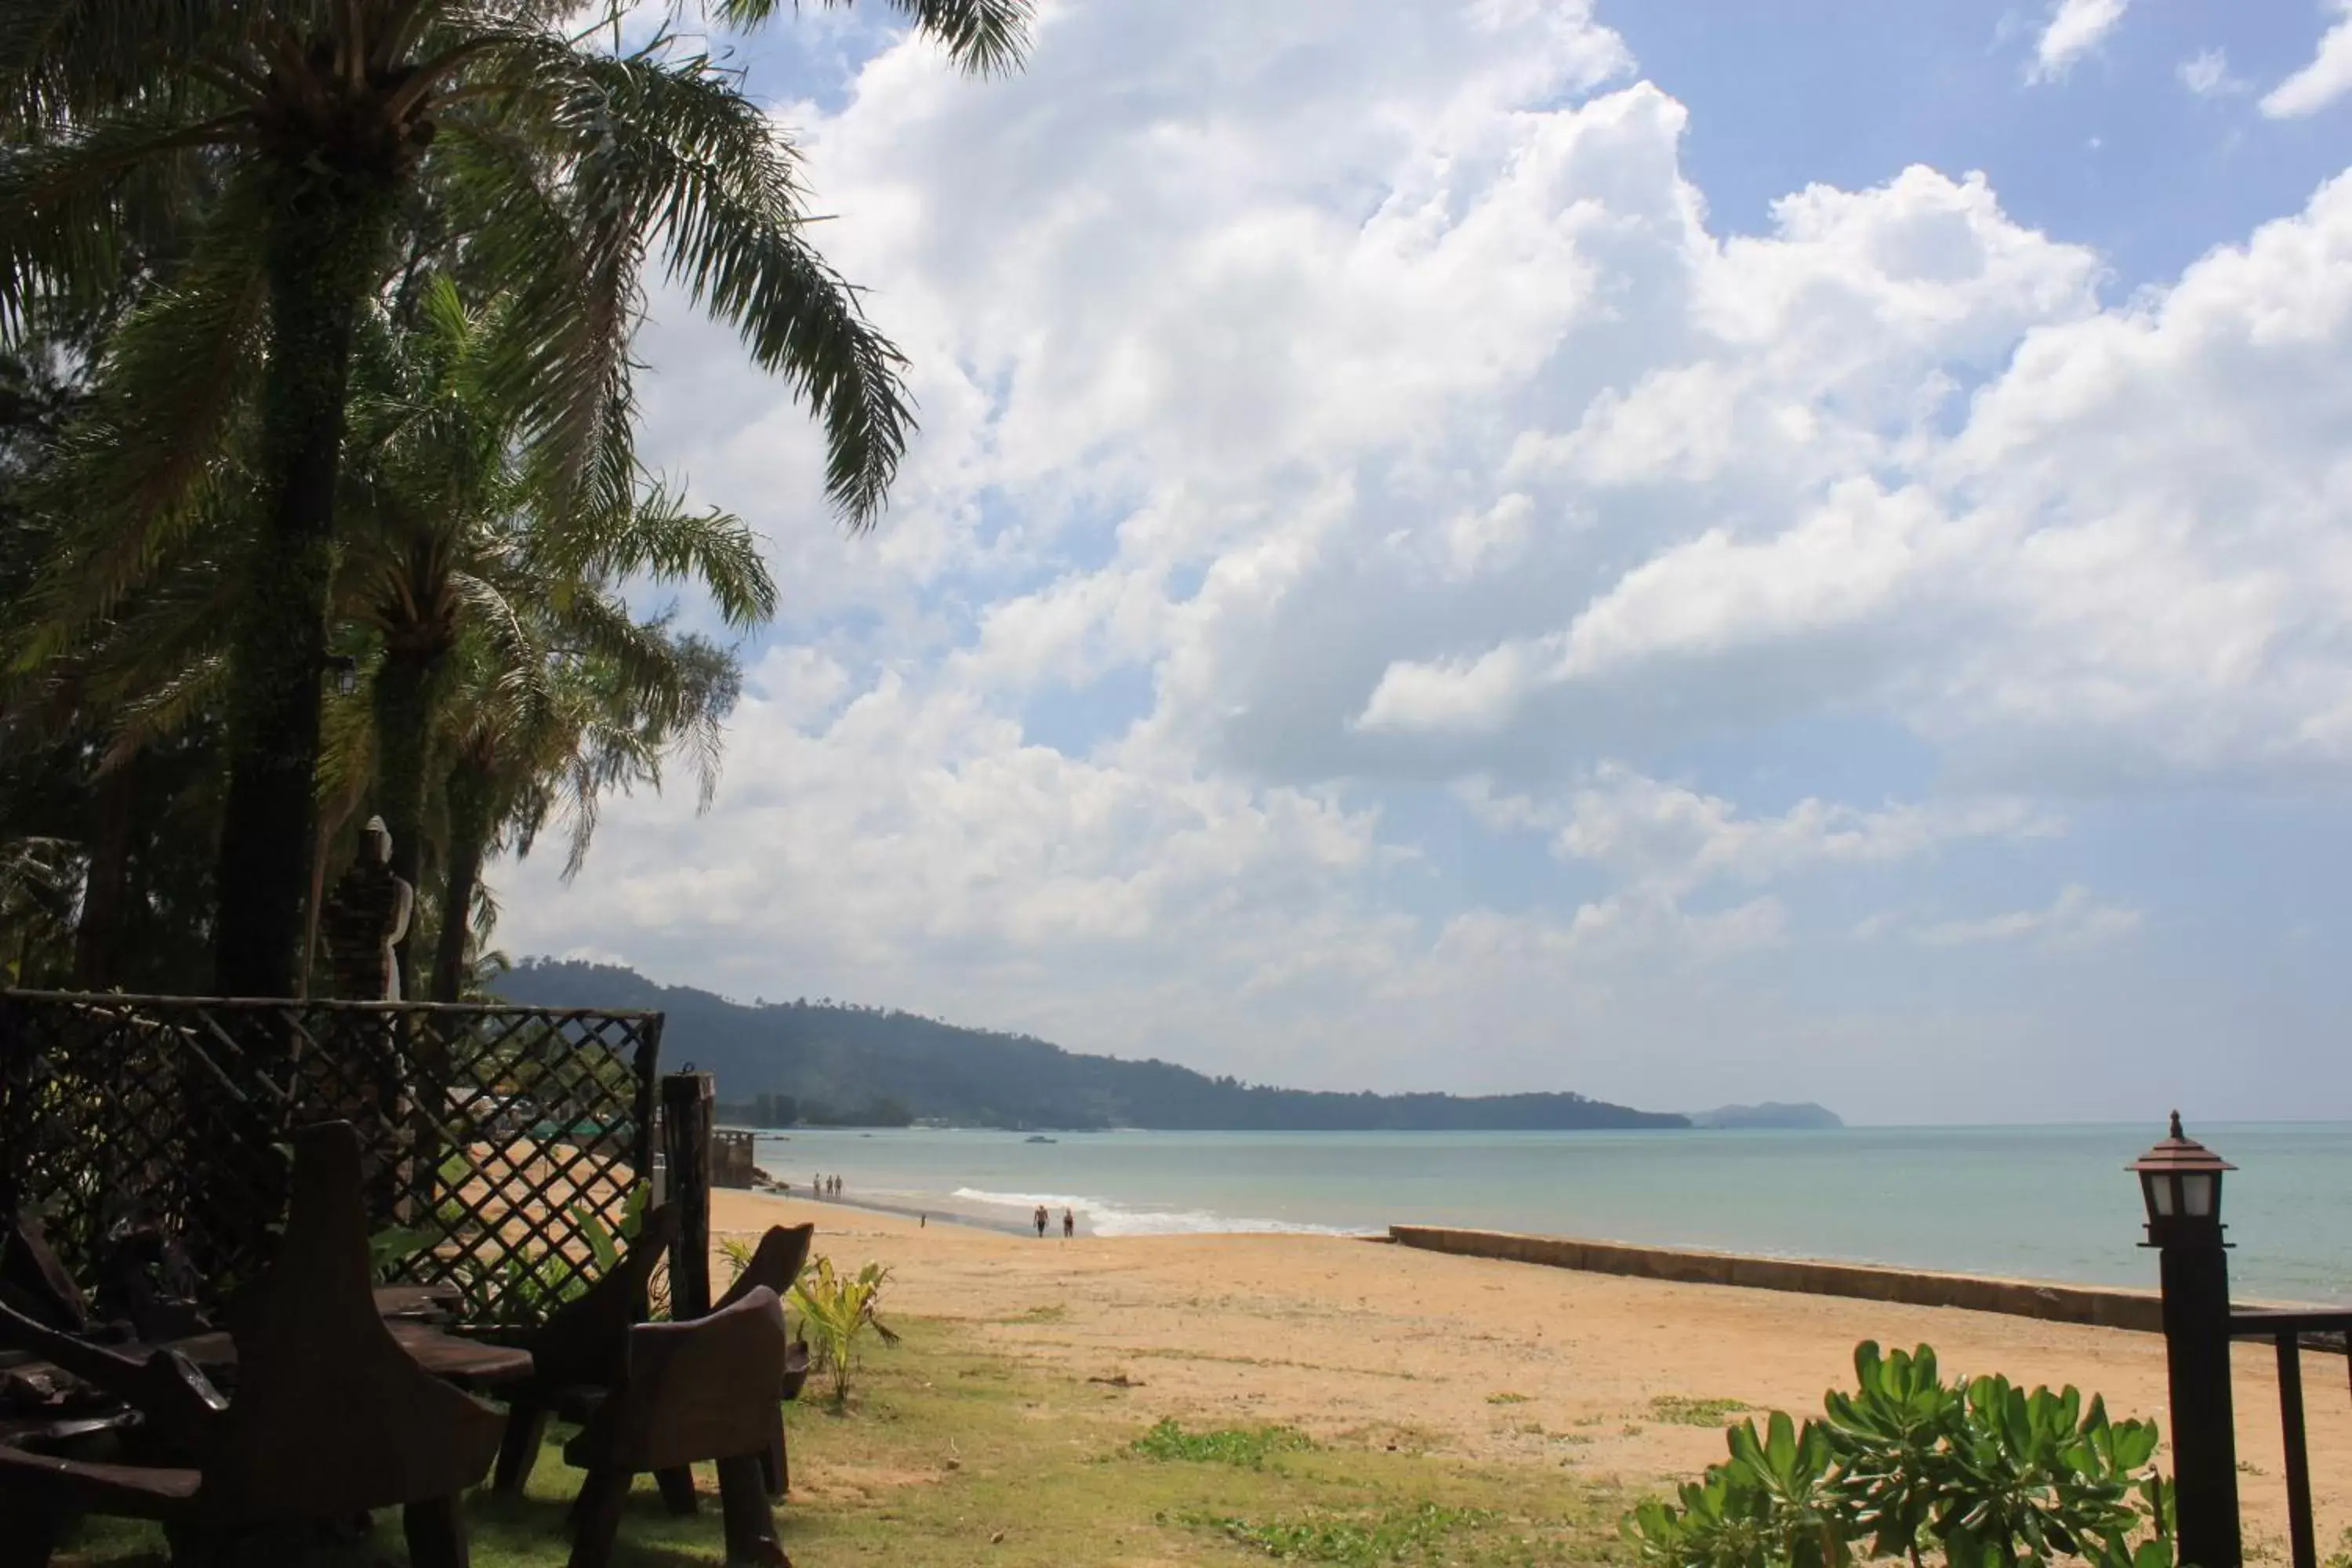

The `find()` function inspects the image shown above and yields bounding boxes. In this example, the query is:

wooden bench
[0,1123,506,1568]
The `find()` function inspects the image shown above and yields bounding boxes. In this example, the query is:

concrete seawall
[1387,1225,2167,1332]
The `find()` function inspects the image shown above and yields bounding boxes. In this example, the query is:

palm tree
[426,610,740,1004]
[336,274,772,993]
[2,0,1029,996]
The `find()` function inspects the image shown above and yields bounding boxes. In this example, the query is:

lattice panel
[0,993,661,1329]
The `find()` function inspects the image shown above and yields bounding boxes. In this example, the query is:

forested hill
[494,960,1690,1133]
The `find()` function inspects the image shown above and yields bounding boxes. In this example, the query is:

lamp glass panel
[2148,1175,2176,1217]
[2183,1173,2215,1218]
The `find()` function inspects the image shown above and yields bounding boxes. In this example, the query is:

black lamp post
[2130,1112,2241,1568]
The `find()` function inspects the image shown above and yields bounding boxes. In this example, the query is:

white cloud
[1911,885,2143,949]
[499,1,2352,1119]
[1343,169,2352,791]
[2177,48,2241,99]
[2264,2,2352,118]
[2028,0,2129,83]
[1461,767,2052,902]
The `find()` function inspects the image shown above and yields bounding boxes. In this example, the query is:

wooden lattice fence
[0,990,662,1328]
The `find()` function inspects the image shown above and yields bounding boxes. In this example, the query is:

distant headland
[1686,1102,1846,1131]
[494,960,1748,1134]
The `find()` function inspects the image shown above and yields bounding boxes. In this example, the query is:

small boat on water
[1024,1134,1057,1144]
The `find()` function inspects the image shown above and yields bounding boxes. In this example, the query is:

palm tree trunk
[211,176,394,1000]
[430,759,494,1004]
[371,647,440,1001]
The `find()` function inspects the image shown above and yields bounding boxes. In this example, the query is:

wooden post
[661,1070,713,1320]
[2158,1236,2242,1568]
[2275,1335,2314,1568]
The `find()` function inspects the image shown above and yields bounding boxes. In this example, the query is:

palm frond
[0,0,256,131]
[712,0,1032,77]
[448,40,913,528]
[0,109,249,334]
[5,166,267,665]
[542,480,776,628]
[100,648,228,768]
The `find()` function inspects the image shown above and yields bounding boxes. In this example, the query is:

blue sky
[505,0,2352,1124]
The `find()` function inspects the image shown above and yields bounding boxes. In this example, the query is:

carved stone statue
[320,815,415,1001]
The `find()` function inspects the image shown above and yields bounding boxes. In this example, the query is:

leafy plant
[426,1176,657,1327]
[1627,1410,1851,1568]
[789,1255,901,1406]
[1822,1342,1967,1561]
[366,1224,441,1283]
[1826,1342,2169,1568]
[572,1181,650,1279]
[1625,1343,2174,1568]
[1132,1418,1316,1467]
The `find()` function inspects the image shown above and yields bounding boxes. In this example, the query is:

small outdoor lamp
[2129,1109,2235,1247]
[2130,1112,2242,1568]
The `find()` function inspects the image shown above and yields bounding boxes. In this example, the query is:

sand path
[717,1192,2351,1552]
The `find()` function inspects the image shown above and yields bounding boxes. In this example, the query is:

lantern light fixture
[2127,1111,2234,1247]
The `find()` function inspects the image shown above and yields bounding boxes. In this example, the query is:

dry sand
[716,1191,2350,1552]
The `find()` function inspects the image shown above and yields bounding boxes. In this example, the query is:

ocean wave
[949,1186,1352,1238]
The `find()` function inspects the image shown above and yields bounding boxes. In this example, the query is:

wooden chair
[562,1287,789,1568]
[714,1223,815,1318]
[0,1122,505,1568]
[714,1224,815,1492]
[0,1216,90,1335]
[489,1200,679,1497]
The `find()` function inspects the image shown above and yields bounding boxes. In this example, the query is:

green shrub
[790,1254,900,1406]
[1132,1417,1316,1466]
[1624,1341,2175,1568]
[1627,1410,1852,1568]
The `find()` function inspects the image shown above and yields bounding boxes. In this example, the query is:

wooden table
[2,1290,530,1395]
[372,1283,465,1321]
[161,1323,532,1389]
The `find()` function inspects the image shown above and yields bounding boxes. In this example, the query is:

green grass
[1133,1417,1318,1466]
[1008,1302,1069,1323]
[49,1317,1632,1568]
[1646,1395,1750,1428]
[1193,1501,1496,1563]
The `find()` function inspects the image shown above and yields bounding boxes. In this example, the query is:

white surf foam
[949,1186,1353,1238]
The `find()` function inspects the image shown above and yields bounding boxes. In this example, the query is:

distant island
[1686,1102,1846,1131]
[494,960,1694,1133]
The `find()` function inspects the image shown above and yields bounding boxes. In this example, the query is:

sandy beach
[718,1189,2351,1553]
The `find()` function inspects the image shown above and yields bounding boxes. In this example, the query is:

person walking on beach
[1062,1207,1074,1239]
[1033,1204,1047,1238]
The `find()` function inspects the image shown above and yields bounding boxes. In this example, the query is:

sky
[500,0,2352,1126]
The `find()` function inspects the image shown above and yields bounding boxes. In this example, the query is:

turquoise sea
[754,1123,2352,1305]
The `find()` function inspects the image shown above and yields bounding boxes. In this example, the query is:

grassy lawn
[53,1318,1633,1566]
